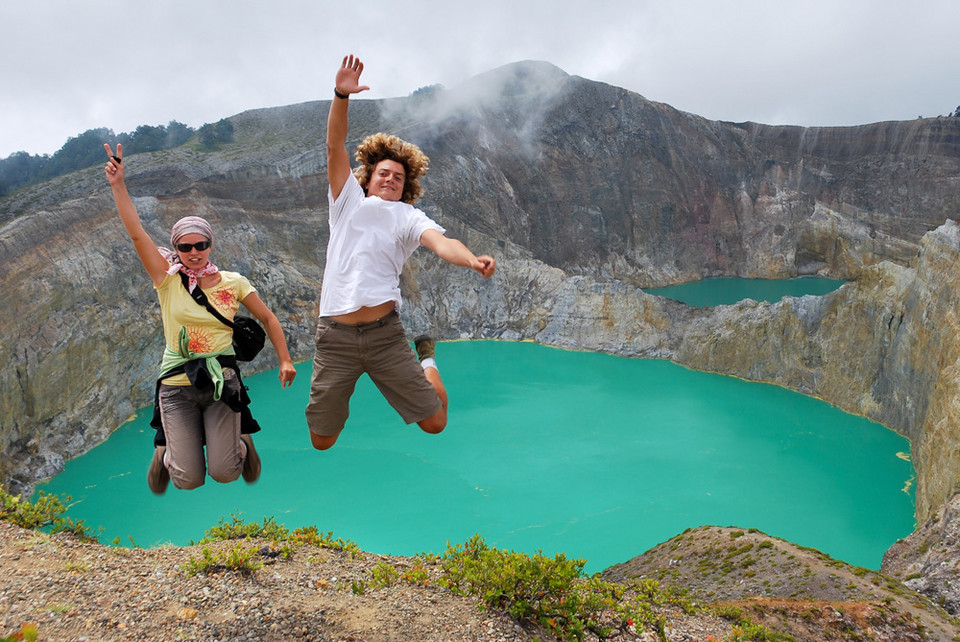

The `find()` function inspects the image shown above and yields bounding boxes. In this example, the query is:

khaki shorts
[305,311,442,436]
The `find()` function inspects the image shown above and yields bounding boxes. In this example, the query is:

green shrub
[401,562,431,585]
[436,534,693,641]
[198,514,290,543]
[198,515,361,556]
[369,561,400,588]
[0,621,38,641]
[0,486,99,542]
[289,524,362,556]
[182,542,263,576]
[713,605,794,641]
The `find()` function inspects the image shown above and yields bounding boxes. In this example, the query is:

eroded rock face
[1,62,959,531]
[883,492,960,616]
[668,223,960,523]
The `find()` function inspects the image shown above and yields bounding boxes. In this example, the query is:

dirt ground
[1,521,957,641]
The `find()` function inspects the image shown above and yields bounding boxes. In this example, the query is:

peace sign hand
[103,143,124,185]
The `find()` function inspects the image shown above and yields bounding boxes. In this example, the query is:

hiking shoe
[147,446,169,495]
[414,335,436,361]
[241,434,261,483]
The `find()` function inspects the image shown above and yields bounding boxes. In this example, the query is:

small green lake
[36,341,914,574]
[646,277,847,307]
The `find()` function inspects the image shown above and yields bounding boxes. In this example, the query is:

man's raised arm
[327,54,369,200]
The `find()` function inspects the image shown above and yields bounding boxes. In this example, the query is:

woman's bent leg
[204,376,244,484]
[159,384,207,490]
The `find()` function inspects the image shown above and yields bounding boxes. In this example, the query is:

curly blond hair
[353,133,430,204]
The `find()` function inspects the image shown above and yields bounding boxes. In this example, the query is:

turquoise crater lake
[646,277,847,307]
[37,341,914,574]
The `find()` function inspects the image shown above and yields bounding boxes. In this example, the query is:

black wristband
[334,88,349,100]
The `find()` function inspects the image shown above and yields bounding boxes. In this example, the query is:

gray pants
[158,371,243,490]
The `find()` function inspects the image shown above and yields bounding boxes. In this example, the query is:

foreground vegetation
[1,485,895,641]
[182,514,707,641]
[180,513,798,641]
[0,486,98,542]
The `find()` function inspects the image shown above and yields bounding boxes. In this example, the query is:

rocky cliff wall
[2,62,959,526]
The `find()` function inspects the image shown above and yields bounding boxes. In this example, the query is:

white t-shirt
[319,172,444,317]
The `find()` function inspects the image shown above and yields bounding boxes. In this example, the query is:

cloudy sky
[2,0,958,158]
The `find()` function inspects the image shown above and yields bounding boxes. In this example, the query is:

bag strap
[179,271,237,330]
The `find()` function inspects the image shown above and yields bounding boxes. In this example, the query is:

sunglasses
[175,240,211,252]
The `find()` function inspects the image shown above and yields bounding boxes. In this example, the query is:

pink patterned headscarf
[170,216,214,246]
[160,216,219,293]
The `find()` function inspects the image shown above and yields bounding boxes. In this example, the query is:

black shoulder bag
[179,272,266,362]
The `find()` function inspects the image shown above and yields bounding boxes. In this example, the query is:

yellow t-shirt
[156,270,255,385]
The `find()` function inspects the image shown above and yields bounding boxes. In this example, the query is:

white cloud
[1,0,958,157]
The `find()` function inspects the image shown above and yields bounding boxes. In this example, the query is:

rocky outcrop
[605,525,956,639]
[883,492,960,617]
[2,62,960,535]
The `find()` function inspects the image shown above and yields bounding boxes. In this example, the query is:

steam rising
[380,61,571,159]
